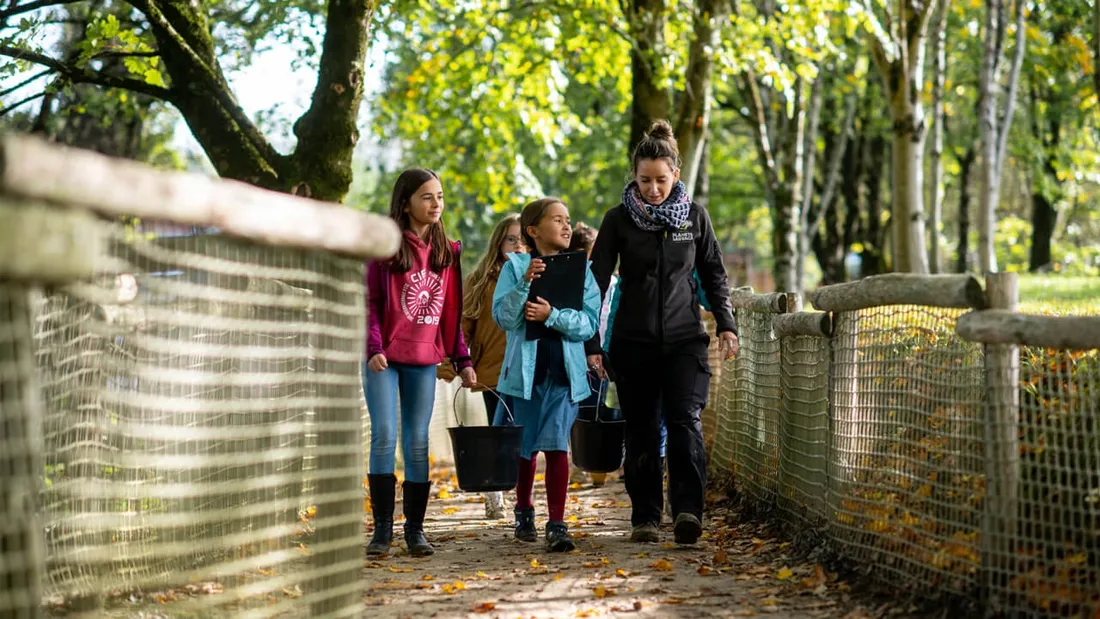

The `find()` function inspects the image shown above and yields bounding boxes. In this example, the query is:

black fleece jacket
[585,201,736,356]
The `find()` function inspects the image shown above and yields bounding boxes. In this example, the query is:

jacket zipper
[657,229,666,345]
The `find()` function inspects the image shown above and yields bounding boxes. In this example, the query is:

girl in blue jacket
[492,197,602,552]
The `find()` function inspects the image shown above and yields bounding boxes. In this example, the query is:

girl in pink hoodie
[365,168,476,558]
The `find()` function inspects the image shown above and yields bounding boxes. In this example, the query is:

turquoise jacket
[492,252,602,403]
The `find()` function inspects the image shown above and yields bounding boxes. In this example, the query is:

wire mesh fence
[709,283,1100,617]
[18,222,368,617]
[0,133,400,619]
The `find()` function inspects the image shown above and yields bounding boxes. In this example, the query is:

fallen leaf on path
[554,573,564,581]
[661,543,676,549]
[635,553,649,559]
[593,585,615,598]
[611,601,644,612]
[615,569,631,578]
[258,568,277,576]
[437,488,452,499]
[570,483,583,489]
[530,558,542,568]
[388,566,413,573]
[713,549,730,567]
[661,597,685,605]
[583,557,612,568]
[650,559,674,572]
[421,574,434,581]
[697,566,712,576]
[440,581,467,594]
[775,567,793,581]
[799,565,827,589]
[471,601,496,613]
[731,610,757,617]
[441,507,458,515]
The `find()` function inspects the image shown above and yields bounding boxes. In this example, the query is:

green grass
[1016,275,1100,314]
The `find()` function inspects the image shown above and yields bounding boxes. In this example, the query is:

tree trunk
[928,0,949,273]
[1029,121,1061,271]
[674,0,727,195]
[888,94,930,274]
[290,0,379,200]
[862,136,888,276]
[628,0,671,155]
[796,77,825,292]
[695,137,711,208]
[772,81,806,293]
[956,146,977,273]
[1029,193,1057,271]
[866,0,937,274]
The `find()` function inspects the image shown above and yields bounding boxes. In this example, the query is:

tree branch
[740,70,779,198]
[133,0,282,171]
[0,0,83,21]
[0,67,51,99]
[0,44,173,100]
[0,90,46,116]
[995,0,1025,182]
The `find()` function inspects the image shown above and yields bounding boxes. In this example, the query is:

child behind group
[492,198,602,552]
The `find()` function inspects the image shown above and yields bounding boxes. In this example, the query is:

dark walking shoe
[514,507,537,542]
[673,513,703,545]
[630,522,660,543]
[402,481,434,557]
[545,521,576,553]
[366,474,396,556]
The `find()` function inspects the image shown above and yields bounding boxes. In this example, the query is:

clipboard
[525,251,586,341]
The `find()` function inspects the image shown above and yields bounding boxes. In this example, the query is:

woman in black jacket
[586,119,738,545]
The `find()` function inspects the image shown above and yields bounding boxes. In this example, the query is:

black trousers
[611,337,711,526]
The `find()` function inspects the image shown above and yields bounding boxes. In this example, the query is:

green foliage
[370,0,631,234]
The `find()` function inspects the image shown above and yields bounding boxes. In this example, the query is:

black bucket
[448,386,524,492]
[570,379,625,473]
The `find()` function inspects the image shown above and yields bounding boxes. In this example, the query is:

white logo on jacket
[671,231,694,243]
[401,270,444,325]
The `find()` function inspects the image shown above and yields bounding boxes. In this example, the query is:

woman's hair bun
[646,119,675,143]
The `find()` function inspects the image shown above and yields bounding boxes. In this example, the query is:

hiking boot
[673,513,703,545]
[484,492,505,520]
[545,521,576,553]
[402,481,434,557]
[630,522,660,543]
[366,474,395,556]
[514,507,537,542]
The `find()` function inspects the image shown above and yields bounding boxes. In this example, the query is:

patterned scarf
[621,180,691,232]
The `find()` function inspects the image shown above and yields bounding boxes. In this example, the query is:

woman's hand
[719,332,739,360]
[524,296,552,322]
[587,354,606,380]
[459,367,477,389]
[368,353,388,373]
[524,258,546,282]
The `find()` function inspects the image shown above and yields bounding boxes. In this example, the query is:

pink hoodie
[366,232,472,370]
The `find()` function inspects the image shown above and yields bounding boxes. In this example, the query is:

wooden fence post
[981,272,1020,607]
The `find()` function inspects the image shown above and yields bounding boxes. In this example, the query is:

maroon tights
[514,451,569,521]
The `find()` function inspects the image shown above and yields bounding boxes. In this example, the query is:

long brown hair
[387,168,454,273]
[519,197,564,253]
[463,214,521,320]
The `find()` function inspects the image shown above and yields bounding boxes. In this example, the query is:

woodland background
[1,0,1096,294]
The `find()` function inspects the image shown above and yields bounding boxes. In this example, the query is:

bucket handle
[452,383,515,427]
[591,376,608,423]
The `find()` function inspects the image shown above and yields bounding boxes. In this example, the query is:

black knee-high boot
[366,474,396,556]
[402,481,434,557]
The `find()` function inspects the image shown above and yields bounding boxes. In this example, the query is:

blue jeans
[363,361,437,483]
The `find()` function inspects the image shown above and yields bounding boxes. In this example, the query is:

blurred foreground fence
[0,135,400,618]
[702,274,1100,617]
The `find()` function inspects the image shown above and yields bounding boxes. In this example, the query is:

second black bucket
[570,378,625,473]
[570,418,625,473]
[448,386,524,492]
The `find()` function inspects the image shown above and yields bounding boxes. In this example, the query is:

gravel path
[364,468,921,619]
